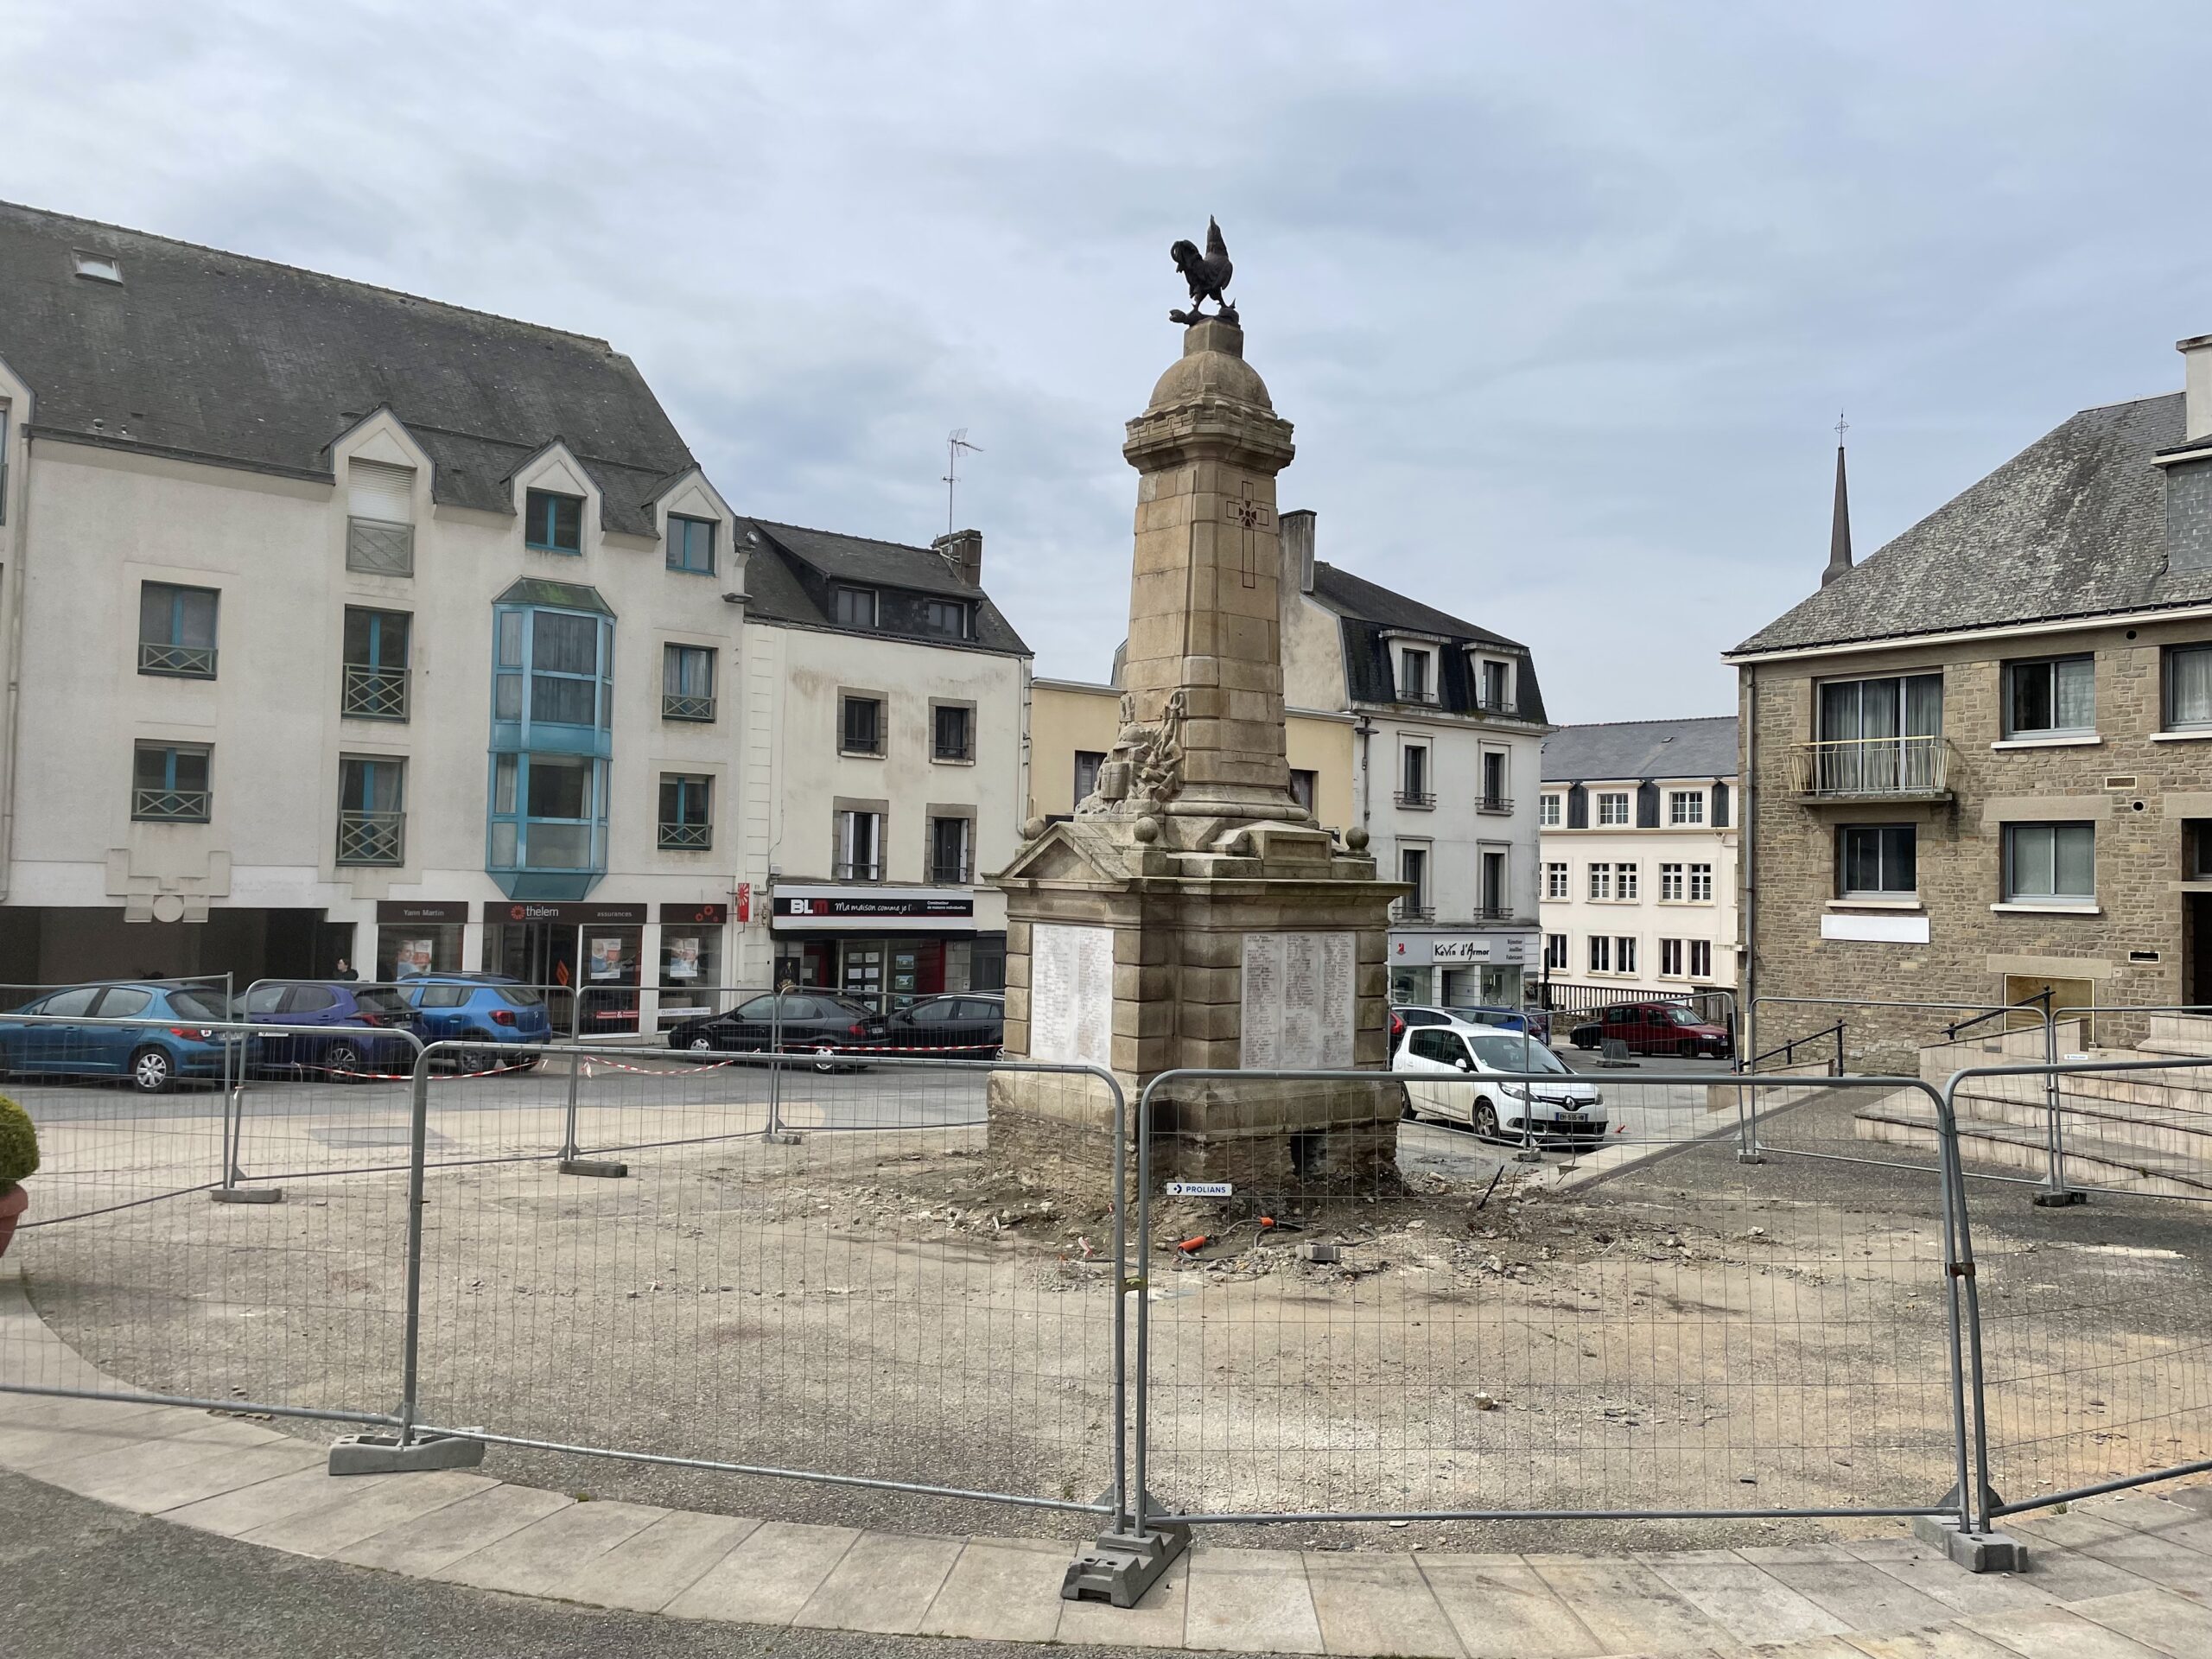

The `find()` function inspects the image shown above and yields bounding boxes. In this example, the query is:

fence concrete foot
[557,1159,630,1179]
[1737,1152,1766,1165]
[327,1432,486,1476]
[1913,1514,2027,1573]
[1062,1520,1191,1606]
[2031,1186,2087,1208]
[211,1186,283,1205]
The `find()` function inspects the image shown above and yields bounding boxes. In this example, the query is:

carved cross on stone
[1232,491,1268,590]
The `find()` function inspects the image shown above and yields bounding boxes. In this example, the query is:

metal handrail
[340,663,408,720]
[1392,790,1434,809]
[336,810,405,866]
[662,693,715,721]
[138,641,217,677]
[1787,734,1952,797]
[658,821,711,850]
[1747,1020,1843,1075]
[346,516,414,575]
[133,787,210,823]
[1477,795,1514,814]
[1943,987,2050,1042]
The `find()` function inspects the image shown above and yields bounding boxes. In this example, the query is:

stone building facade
[1732,339,2212,1071]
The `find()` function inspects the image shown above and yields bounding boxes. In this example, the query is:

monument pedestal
[991,816,1398,1205]
[990,312,1402,1203]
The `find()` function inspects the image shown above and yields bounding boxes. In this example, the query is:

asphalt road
[0,1471,1197,1659]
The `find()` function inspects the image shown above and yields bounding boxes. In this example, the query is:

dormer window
[666,514,715,575]
[524,489,583,554]
[922,597,970,639]
[1396,645,1436,703]
[1477,657,1515,714]
[834,585,877,628]
[73,251,123,283]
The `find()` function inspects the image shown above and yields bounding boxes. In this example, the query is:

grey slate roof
[0,200,696,537]
[1541,716,1738,784]
[740,518,1031,656]
[1309,560,1548,722]
[1733,392,2200,655]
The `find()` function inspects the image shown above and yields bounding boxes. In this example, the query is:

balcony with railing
[1477,794,1514,816]
[1392,789,1435,810]
[346,517,414,576]
[1390,899,1434,924]
[341,664,409,721]
[658,820,712,851]
[1475,902,1514,922]
[336,810,405,866]
[139,641,217,678]
[1471,694,1517,717]
[1787,734,1954,801]
[133,788,210,823]
[662,691,715,722]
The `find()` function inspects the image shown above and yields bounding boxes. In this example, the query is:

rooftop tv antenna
[944,429,982,535]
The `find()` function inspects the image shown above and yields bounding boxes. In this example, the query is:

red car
[1567,1002,1732,1059]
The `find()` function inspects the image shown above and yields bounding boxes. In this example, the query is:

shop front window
[378,925,461,979]
[659,925,726,1020]
[576,927,643,1036]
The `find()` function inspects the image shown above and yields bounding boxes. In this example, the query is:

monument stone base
[989,812,1401,1208]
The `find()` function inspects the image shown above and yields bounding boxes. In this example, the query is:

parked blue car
[242,980,423,1080]
[396,974,551,1069]
[0,982,253,1092]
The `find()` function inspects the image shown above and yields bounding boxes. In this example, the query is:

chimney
[932,527,983,588]
[2182,334,2212,442]
[1821,438,1853,588]
[1281,507,1316,594]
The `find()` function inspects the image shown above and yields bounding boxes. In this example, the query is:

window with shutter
[347,460,416,575]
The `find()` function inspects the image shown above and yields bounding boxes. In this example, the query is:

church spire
[1821,412,1853,588]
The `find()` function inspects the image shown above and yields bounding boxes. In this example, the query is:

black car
[882,993,1004,1057]
[665,991,888,1067]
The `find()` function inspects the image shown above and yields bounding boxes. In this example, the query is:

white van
[1397,1021,1607,1144]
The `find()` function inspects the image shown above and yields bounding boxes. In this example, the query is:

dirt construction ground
[13,1082,2212,1555]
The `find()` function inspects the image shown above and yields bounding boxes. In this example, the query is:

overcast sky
[10,3,2212,721]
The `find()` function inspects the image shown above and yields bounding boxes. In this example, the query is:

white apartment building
[1277,512,1553,1008]
[735,522,1027,1003]
[1536,717,1740,1001]
[0,202,1025,1026]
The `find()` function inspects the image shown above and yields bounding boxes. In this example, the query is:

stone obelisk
[988,226,1402,1201]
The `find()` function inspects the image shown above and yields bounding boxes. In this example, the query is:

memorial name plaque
[1029,923,1115,1069]
[1240,931,1355,1069]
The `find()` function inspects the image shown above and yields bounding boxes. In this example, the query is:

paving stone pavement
[4,1264,2209,1656]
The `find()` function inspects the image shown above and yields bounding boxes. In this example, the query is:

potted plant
[0,1094,37,1258]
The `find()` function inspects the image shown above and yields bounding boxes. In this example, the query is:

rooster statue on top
[1168,217,1237,327]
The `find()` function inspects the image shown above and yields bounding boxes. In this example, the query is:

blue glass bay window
[487,579,614,898]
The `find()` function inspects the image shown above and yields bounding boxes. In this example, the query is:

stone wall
[1745,616,2212,1072]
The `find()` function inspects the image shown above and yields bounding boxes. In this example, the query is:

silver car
[1397,1021,1606,1143]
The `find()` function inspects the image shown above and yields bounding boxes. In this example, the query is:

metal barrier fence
[1128,1065,1974,1529]
[6,1021,2212,1583]
[1939,1052,2212,1535]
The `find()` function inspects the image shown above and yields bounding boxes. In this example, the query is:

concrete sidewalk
[4,1265,2209,1656]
